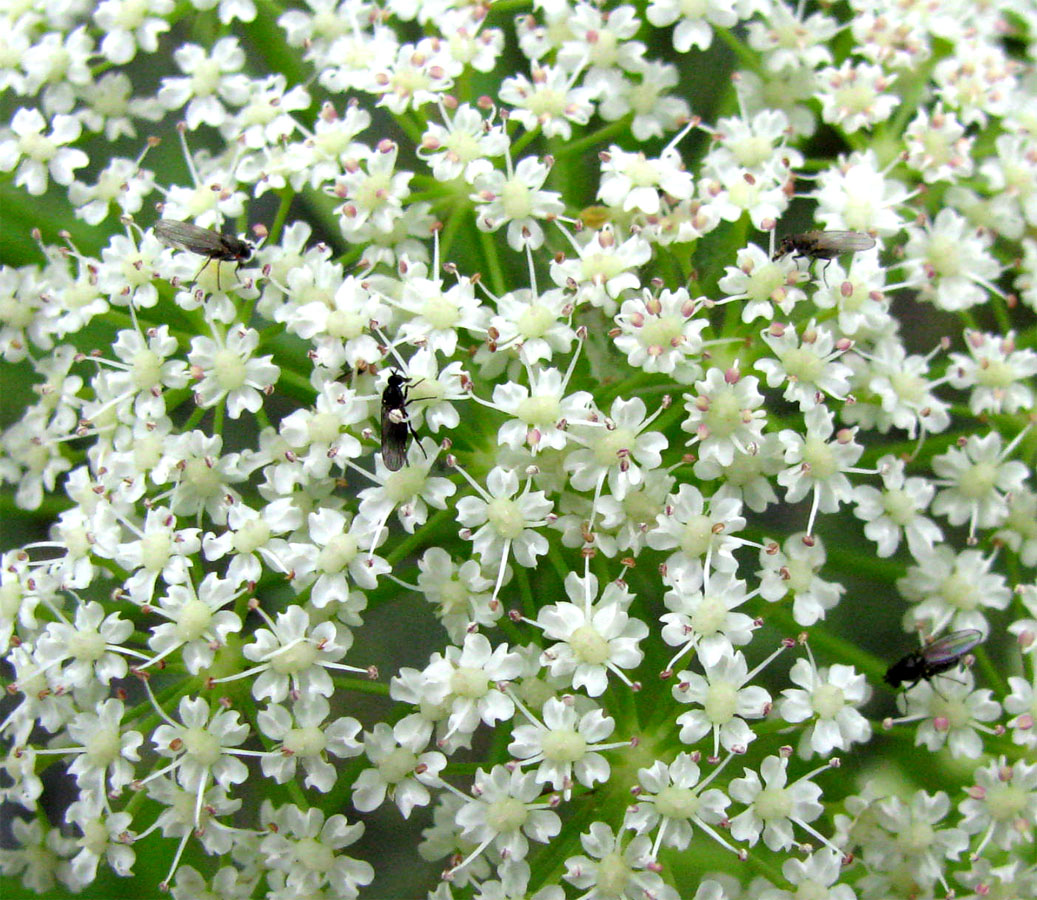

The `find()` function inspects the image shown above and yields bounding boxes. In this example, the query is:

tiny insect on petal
[154,219,254,290]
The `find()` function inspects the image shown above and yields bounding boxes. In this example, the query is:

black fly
[772,230,876,283]
[380,371,425,471]
[884,629,984,694]
[154,219,253,290]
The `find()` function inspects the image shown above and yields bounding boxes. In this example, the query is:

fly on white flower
[884,628,984,694]
[773,230,876,281]
[380,370,424,472]
[154,219,253,290]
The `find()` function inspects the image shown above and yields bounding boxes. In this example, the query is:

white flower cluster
[0,0,1035,898]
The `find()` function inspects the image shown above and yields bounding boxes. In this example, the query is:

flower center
[270,640,318,675]
[882,488,916,525]
[422,293,460,329]
[212,349,248,391]
[569,624,610,664]
[957,461,997,499]
[593,428,636,468]
[85,725,121,766]
[284,726,327,757]
[175,598,213,641]
[781,346,824,384]
[450,666,489,699]
[639,316,683,351]
[801,436,836,479]
[131,350,162,390]
[486,497,526,539]
[655,785,701,820]
[540,728,587,762]
[680,514,713,558]
[704,680,738,723]
[517,394,560,426]
[68,629,105,661]
[501,177,533,219]
[754,786,793,821]
[701,387,743,438]
[140,530,172,571]
[308,412,341,445]
[232,518,271,555]
[690,595,727,636]
[183,726,221,765]
[517,303,555,339]
[317,533,358,574]
[378,746,417,784]
[811,683,845,718]
[486,796,528,832]
[295,837,334,872]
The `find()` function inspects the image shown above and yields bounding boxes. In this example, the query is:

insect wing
[380,415,409,471]
[155,220,252,263]
[380,374,410,471]
[922,629,983,666]
[155,220,230,256]
[811,231,876,253]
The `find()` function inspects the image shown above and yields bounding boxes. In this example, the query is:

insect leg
[400,381,430,460]
[192,255,216,288]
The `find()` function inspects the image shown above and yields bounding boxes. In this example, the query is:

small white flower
[909,672,1002,759]
[93,0,173,64]
[902,209,1002,311]
[157,37,251,129]
[779,658,872,757]
[472,156,565,251]
[563,396,668,501]
[931,430,1029,535]
[776,405,864,535]
[623,752,731,852]
[456,466,553,569]
[673,650,771,757]
[597,144,694,215]
[757,534,845,626]
[816,61,899,133]
[755,320,853,410]
[189,326,280,419]
[150,695,250,795]
[0,109,88,196]
[648,483,747,580]
[536,571,648,697]
[259,803,373,897]
[660,570,757,670]
[509,696,619,797]
[257,696,362,793]
[852,455,942,559]
[613,287,708,375]
[947,329,1037,416]
[681,367,767,466]
[959,758,1037,852]
[452,765,562,867]
[564,822,680,900]
[728,754,824,851]
[898,545,1011,636]
[903,104,974,183]
[647,0,738,53]
[421,632,523,742]
[499,64,596,141]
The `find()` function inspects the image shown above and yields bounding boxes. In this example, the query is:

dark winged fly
[154,219,253,290]
[884,629,984,694]
[772,230,876,284]
[380,371,427,471]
